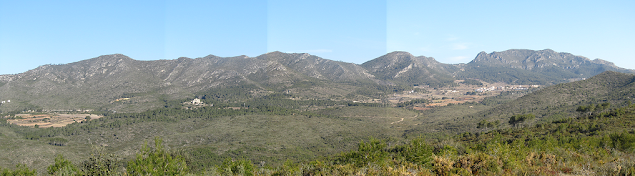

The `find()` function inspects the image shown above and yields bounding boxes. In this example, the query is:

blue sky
[1,0,633,75]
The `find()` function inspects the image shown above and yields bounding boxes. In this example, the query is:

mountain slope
[1,49,633,113]
[361,51,457,87]
[456,49,635,84]
[0,52,380,113]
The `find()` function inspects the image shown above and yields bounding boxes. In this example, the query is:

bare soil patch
[7,113,102,128]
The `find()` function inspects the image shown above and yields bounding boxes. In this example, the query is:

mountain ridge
[1,49,633,113]
[361,51,456,87]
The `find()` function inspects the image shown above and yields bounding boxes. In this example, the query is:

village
[386,80,539,110]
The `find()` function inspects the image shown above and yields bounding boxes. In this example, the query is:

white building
[192,98,201,104]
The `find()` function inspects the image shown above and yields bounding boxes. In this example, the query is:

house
[192,98,201,104]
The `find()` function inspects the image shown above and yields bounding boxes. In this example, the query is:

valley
[0,50,634,175]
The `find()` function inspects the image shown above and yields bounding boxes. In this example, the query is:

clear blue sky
[1,0,633,75]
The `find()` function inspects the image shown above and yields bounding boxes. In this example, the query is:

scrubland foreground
[0,103,634,175]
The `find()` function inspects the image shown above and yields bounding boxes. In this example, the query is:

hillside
[473,71,635,125]
[0,53,381,113]
[361,51,457,87]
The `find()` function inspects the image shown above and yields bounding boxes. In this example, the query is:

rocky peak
[591,59,618,67]
[362,51,413,69]
[384,51,415,61]
[469,49,596,68]
[92,54,134,62]
[471,51,492,63]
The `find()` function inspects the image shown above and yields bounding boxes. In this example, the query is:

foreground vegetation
[2,102,635,175]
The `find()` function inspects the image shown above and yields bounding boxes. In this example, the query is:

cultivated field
[6,113,102,128]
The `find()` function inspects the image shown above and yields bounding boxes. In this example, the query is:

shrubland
[2,101,634,175]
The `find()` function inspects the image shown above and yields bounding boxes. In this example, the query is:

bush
[47,154,80,176]
[217,158,255,176]
[126,137,189,175]
[1,164,37,176]
[610,132,635,151]
[80,146,122,175]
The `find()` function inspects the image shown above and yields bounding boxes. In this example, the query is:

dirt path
[390,113,418,124]
[390,118,405,124]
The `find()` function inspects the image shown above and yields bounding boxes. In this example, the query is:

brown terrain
[6,113,102,128]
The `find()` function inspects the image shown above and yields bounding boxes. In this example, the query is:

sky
[0,0,633,75]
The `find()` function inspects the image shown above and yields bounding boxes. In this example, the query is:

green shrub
[47,154,80,176]
[127,137,189,175]
[80,146,122,176]
[1,164,37,176]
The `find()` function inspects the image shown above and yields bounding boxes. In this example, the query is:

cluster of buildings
[475,85,539,92]
[42,109,94,112]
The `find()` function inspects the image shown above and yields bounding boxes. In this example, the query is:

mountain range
[0,49,632,113]
[1,49,635,174]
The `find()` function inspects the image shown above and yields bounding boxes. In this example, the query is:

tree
[47,154,80,176]
[508,114,535,128]
[493,120,501,127]
[48,138,69,146]
[477,120,487,129]
[127,137,189,175]
[478,120,501,129]
[217,158,255,176]
[577,103,611,117]
[80,146,122,175]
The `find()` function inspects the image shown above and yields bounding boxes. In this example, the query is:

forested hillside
[472,71,635,125]
[3,98,635,175]
[0,52,383,114]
